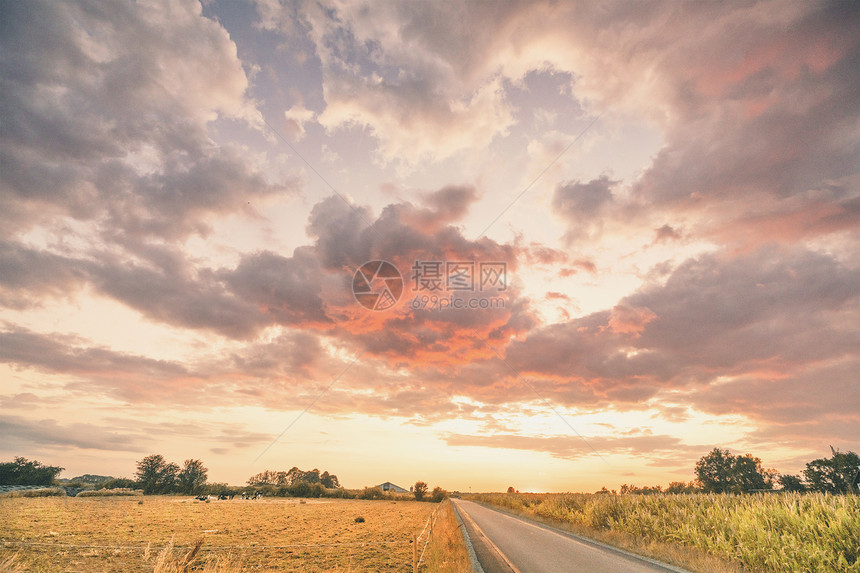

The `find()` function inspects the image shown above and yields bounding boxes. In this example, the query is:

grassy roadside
[466,493,743,573]
[417,499,473,572]
[470,492,860,573]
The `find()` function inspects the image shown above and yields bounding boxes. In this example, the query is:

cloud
[505,247,860,411]
[444,432,701,461]
[0,415,142,452]
[0,0,284,238]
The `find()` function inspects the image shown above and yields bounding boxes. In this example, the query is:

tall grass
[418,500,472,572]
[149,538,243,573]
[473,492,860,573]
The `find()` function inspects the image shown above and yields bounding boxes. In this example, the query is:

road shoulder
[454,499,691,573]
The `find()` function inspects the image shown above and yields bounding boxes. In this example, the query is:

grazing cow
[195,495,207,501]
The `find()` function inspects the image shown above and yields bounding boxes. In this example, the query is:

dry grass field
[0,495,440,572]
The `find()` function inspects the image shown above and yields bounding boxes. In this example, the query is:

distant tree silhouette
[135,454,179,494]
[177,459,208,495]
[778,474,806,493]
[430,486,446,502]
[803,447,860,494]
[0,457,63,486]
[247,467,341,489]
[413,481,428,501]
[695,448,774,493]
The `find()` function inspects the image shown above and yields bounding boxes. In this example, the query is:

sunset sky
[2,0,858,493]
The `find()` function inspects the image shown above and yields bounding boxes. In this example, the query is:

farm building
[376,482,408,493]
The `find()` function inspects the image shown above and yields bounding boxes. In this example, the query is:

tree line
[0,455,449,502]
[615,447,860,495]
[0,457,63,486]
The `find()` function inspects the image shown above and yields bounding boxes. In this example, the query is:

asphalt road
[452,499,686,573]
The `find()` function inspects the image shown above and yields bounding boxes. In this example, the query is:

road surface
[452,499,687,573]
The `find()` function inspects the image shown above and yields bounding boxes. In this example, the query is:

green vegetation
[473,491,860,572]
[803,447,860,494]
[695,448,776,493]
[0,458,63,486]
[75,488,143,497]
[247,467,341,488]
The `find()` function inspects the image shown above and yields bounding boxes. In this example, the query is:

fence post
[413,534,417,572]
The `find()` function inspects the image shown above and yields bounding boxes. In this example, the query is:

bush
[413,481,428,501]
[100,478,137,490]
[0,487,66,498]
[359,487,384,500]
[430,486,447,503]
[288,481,325,498]
[76,488,143,497]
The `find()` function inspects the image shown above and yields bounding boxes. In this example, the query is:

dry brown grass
[417,500,472,573]
[0,554,26,573]
[0,495,436,572]
[0,488,65,499]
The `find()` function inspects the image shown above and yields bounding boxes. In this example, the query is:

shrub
[100,477,137,490]
[413,481,428,501]
[76,488,143,497]
[1,487,66,498]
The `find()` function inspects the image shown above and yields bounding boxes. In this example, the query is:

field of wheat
[472,491,860,573]
[0,495,438,572]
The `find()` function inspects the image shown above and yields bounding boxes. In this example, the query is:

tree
[247,467,341,489]
[695,448,773,494]
[803,447,860,494]
[160,462,179,493]
[665,481,698,494]
[506,486,517,494]
[247,470,287,486]
[430,486,446,503]
[135,454,179,494]
[0,457,64,486]
[778,474,806,493]
[413,481,428,501]
[177,459,208,495]
[320,471,340,488]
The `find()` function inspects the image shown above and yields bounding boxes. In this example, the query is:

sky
[1,0,858,493]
